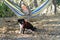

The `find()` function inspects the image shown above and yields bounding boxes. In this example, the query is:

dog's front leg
[19,23,23,34]
[22,28,25,34]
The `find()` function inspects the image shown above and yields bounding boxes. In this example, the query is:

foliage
[57,0,60,5]
[0,2,15,17]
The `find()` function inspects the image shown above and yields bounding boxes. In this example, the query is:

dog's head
[18,19,25,24]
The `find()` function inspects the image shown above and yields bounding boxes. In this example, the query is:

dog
[18,19,36,34]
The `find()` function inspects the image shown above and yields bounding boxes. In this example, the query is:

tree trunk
[34,0,38,8]
[52,0,56,14]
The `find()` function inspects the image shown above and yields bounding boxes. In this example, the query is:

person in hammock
[20,0,31,16]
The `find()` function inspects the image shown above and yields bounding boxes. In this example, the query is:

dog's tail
[31,27,37,31]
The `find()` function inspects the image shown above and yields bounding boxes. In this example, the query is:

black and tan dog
[18,19,36,34]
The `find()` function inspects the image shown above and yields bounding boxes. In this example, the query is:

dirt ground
[0,14,60,40]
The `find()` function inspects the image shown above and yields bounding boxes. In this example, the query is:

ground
[0,13,60,40]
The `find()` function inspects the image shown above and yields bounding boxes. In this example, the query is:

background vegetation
[0,2,15,17]
[57,0,60,5]
[0,0,60,17]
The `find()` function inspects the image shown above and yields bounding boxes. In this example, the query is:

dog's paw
[19,32,21,34]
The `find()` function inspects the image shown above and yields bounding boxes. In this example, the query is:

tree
[34,0,38,8]
[52,0,56,14]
